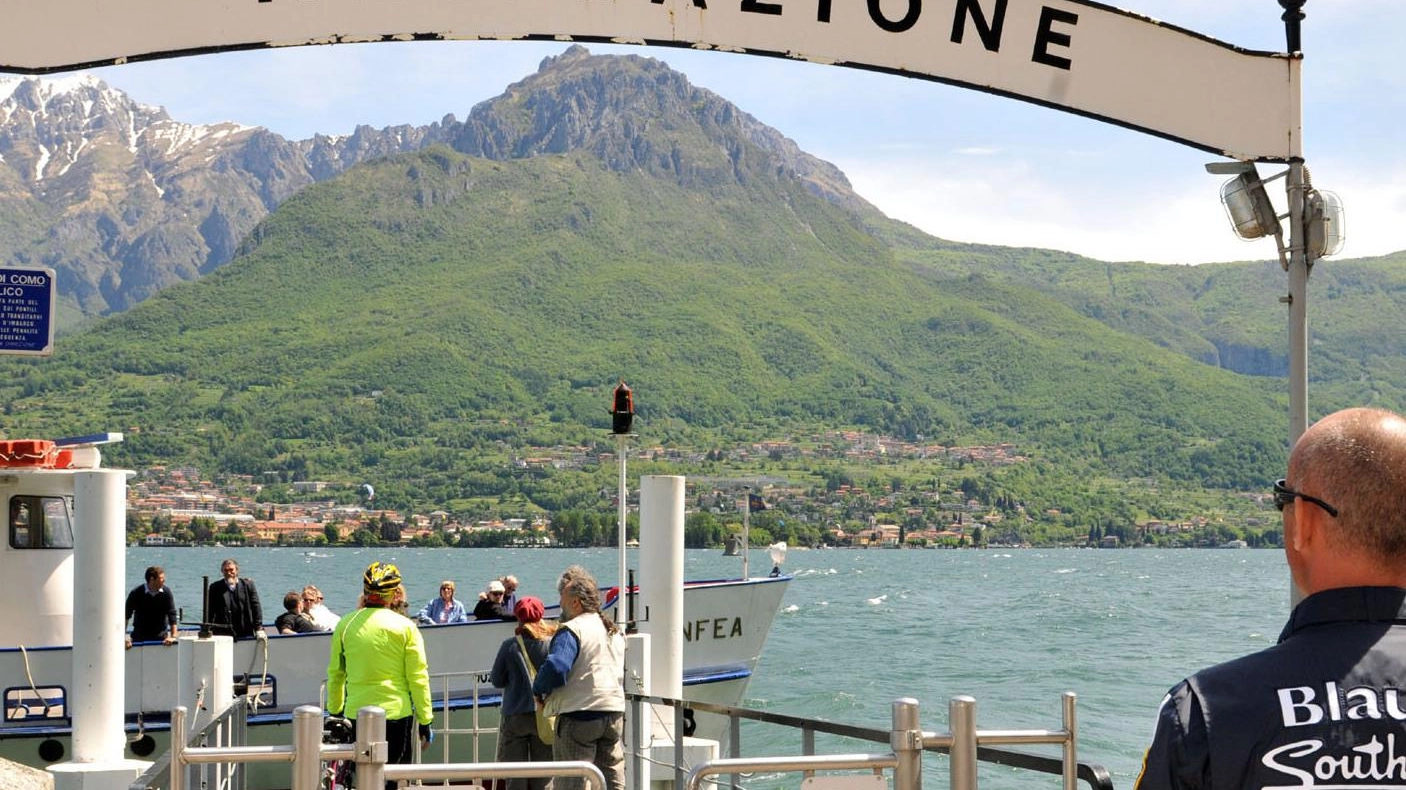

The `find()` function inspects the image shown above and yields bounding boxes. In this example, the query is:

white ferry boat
[0,437,790,784]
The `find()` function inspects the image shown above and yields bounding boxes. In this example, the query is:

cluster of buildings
[129,466,544,546]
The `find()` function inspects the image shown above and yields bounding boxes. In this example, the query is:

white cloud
[837,152,1279,265]
[1318,167,1406,261]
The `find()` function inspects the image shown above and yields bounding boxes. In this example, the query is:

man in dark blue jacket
[1136,407,1406,790]
[125,565,178,646]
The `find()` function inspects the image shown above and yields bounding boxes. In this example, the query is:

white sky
[76,0,1406,265]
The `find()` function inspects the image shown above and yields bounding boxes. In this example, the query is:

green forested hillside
[1,145,1288,508]
[883,221,1406,411]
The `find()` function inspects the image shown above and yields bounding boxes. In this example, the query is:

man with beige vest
[533,565,625,790]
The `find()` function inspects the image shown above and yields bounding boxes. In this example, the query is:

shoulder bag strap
[517,635,539,681]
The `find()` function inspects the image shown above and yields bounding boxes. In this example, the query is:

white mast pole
[617,432,628,618]
[742,486,750,580]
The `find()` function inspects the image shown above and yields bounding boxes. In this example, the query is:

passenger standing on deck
[490,596,557,790]
[327,561,434,790]
[206,558,265,640]
[1135,407,1406,790]
[125,565,178,647]
[533,565,625,790]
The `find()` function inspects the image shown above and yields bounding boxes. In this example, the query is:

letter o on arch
[869,0,921,33]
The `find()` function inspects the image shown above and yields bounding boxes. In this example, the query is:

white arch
[0,0,1297,162]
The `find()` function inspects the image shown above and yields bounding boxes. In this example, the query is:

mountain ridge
[0,46,876,325]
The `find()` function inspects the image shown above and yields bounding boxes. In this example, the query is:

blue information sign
[0,267,56,356]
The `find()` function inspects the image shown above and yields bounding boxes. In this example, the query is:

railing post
[169,706,187,790]
[355,706,388,790]
[1062,692,1078,790]
[892,698,922,790]
[238,699,250,790]
[949,696,977,790]
[291,705,322,790]
[674,701,687,789]
[629,693,645,790]
[730,712,742,790]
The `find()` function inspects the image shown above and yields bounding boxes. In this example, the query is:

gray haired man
[532,565,625,790]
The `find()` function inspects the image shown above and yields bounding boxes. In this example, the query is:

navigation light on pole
[611,381,634,435]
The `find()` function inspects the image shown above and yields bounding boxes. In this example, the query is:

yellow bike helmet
[363,561,402,594]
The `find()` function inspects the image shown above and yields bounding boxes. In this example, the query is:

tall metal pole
[1286,160,1316,611]
[618,433,629,617]
[1280,0,1310,611]
[1286,160,1309,447]
[1281,1,1308,447]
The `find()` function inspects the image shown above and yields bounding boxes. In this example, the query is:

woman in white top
[302,585,339,631]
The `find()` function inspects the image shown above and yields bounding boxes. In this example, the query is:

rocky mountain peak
[450,47,869,209]
[0,76,168,181]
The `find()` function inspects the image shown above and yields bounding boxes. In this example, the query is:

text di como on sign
[0,269,49,294]
[0,266,55,356]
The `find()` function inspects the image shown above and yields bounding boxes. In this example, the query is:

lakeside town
[128,429,1283,550]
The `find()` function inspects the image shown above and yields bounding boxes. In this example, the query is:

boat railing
[627,691,1115,790]
[422,665,499,764]
[129,695,250,790]
[134,703,606,790]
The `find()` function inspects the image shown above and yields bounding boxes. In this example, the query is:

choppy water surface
[132,546,1289,790]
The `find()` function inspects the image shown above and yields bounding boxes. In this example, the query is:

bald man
[1135,407,1406,790]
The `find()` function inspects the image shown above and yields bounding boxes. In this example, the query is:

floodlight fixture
[1307,189,1346,258]
[1206,161,1282,241]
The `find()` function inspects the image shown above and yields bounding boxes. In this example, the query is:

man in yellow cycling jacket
[326,561,433,788]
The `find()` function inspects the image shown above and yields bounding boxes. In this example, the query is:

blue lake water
[129,545,1292,790]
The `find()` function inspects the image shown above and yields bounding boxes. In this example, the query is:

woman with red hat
[489,595,557,790]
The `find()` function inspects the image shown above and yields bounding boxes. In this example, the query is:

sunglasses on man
[1272,479,1339,518]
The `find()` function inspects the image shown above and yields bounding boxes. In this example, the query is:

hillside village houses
[130,465,546,546]
[125,432,1229,548]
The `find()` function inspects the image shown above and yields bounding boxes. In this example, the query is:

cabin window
[4,685,67,721]
[8,495,74,549]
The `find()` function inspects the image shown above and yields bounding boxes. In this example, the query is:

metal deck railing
[627,691,1114,790]
[128,686,1113,790]
[130,696,250,790]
